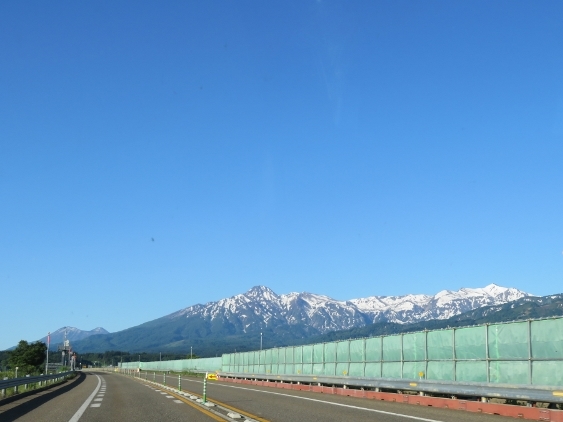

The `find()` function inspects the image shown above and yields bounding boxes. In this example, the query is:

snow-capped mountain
[169,284,530,335]
[70,284,535,353]
[39,326,109,345]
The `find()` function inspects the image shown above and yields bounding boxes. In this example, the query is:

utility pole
[260,332,263,351]
[45,332,50,374]
[190,346,192,359]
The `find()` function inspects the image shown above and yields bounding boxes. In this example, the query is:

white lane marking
[68,375,102,421]
[184,379,445,422]
[165,395,174,398]
[94,398,103,401]
[173,400,183,404]
[90,404,101,408]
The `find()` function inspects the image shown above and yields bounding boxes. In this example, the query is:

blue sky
[1,1,562,350]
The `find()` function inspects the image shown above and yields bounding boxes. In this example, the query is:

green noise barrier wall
[121,357,221,372]
[221,317,563,387]
[119,317,562,387]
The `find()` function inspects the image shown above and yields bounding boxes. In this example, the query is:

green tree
[9,340,47,373]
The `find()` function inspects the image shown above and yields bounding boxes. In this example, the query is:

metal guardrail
[0,371,74,391]
[218,371,563,404]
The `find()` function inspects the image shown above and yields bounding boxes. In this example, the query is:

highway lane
[1,371,234,422]
[1,370,522,422]
[0,371,95,422]
[145,372,519,422]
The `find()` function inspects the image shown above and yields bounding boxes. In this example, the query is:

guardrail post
[203,372,207,403]
[153,371,156,381]
[178,374,181,392]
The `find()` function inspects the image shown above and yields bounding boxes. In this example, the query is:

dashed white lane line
[173,400,183,404]
[68,375,102,421]
[165,395,174,398]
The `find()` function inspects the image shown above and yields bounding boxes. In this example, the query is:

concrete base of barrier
[219,377,563,422]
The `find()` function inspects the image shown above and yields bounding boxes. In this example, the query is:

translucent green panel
[259,350,266,365]
[427,330,453,360]
[532,361,563,386]
[531,319,563,359]
[427,361,454,380]
[278,364,286,374]
[366,337,381,361]
[265,350,272,364]
[279,348,286,364]
[285,364,294,374]
[455,326,486,359]
[313,363,324,375]
[325,342,337,363]
[488,322,529,359]
[271,364,278,374]
[337,341,350,362]
[258,364,265,373]
[313,344,324,363]
[294,346,302,364]
[242,365,249,373]
[294,363,303,374]
[264,364,272,374]
[350,339,364,362]
[271,349,279,364]
[286,347,294,364]
[302,363,313,374]
[489,361,528,384]
[403,332,426,361]
[349,362,364,377]
[382,336,402,362]
[324,363,336,376]
[456,361,487,382]
[403,362,426,380]
[303,345,313,363]
[243,353,249,366]
[382,362,402,378]
[365,362,381,378]
[222,354,230,365]
[336,362,349,376]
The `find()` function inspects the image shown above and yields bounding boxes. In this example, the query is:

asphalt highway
[0,370,519,422]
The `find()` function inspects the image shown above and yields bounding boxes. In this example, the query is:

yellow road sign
[207,373,218,380]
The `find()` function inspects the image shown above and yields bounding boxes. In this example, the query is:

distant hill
[70,284,532,355]
[40,326,109,346]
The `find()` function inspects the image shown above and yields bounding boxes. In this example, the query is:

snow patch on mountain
[168,284,530,335]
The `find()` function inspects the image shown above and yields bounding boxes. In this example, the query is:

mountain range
[41,327,109,345]
[67,284,532,354]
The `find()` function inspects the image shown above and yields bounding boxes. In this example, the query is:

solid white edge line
[181,378,444,422]
[68,374,102,422]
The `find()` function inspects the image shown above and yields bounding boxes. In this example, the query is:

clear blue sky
[1,1,562,350]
